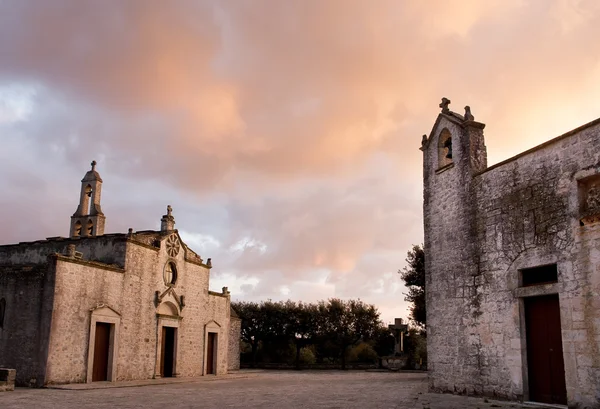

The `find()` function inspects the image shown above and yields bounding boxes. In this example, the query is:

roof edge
[476,116,600,176]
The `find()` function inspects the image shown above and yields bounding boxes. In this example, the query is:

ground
[1,371,555,409]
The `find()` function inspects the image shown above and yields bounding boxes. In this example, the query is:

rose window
[166,234,180,257]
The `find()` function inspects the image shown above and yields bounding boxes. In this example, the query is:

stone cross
[167,205,173,216]
[91,160,97,171]
[388,318,409,354]
[439,97,451,113]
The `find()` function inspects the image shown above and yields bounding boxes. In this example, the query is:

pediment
[423,114,463,150]
[205,319,221,329]
[422,112,484,151]
[159,231,205,265]
[89,304,121,318]
[157,287,183,311]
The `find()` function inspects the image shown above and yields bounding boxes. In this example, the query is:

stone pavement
[0,371,563,409]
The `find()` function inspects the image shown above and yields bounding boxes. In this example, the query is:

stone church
[0,162,241,386]
[422,99,600,408]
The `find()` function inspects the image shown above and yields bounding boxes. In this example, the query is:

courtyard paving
[1,370,560,409]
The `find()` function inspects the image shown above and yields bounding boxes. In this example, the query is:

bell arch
[438,128,453,168]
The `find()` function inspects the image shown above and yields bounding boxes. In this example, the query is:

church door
[206,333,217,374]
[525,294,567,405]
[92,322,111,381]
[160,327,176,377]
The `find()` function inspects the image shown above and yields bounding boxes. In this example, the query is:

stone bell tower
[69,160,106,238]
[421,98,488,392]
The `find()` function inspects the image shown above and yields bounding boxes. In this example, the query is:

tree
[231,301,264,367]
[233,298,384,369]
[399,244,426,328]
[371,325,395,358]
[321,299,381,369]
[287,301,320,369]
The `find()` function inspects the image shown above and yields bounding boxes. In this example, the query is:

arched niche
[157,301,179,317]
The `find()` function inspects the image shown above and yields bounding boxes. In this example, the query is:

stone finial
[67,244,76,258]
[421,134,428,147]
[222,286,230,295]
[128,228,133,236]
[439,97,451,113]
[91,160,97,171]
[464,106,475,121]
[160,205,176,231]
[206,258,212,268]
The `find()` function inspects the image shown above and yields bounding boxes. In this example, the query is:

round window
[164,261,178,286]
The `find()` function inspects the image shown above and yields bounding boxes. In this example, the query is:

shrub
[347,342,378,364]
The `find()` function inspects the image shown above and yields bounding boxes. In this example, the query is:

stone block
[0,368,16,392]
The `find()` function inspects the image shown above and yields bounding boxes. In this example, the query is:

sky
[0,0,599,325]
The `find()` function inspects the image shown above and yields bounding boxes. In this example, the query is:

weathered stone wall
[471,122,600,406]
[0,263,55,386]
[424,113,600,408]
[206,292,232,375]
[45,257,126,383]
[44,232,232,384]
[0,235,127,267]
[228,317,241,371]
[423,114,487,396]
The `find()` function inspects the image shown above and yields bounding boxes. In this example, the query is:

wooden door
[92,322,111,381]
[525,294,567,405]
[206,333,216,374]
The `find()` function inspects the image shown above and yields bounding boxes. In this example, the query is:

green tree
[371,325,395,358]
[321,299,381,369]
[287,301,320,370]
[231,301,264,367]
[399,244,426,328]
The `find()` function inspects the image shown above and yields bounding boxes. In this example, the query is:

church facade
[0,162,240,386]
[422,99,600,408]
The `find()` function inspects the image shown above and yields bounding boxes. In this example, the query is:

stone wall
[423,114,487,397]
[0,263,55,386]
[228,316,241,371]
[0,235,128,267]
[423,111,600,408]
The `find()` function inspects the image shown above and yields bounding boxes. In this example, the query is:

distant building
[421,99,600,407]
[0,162,240,386]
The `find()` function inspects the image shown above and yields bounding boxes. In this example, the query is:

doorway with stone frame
[86,305,121,383]
[203,321,221,375]
[517,264,567,405]
[155,301,181,378]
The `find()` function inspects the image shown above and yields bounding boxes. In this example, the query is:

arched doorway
[155,301,181,378]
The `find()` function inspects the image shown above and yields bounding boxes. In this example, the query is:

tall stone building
[0,162,241,386]
[421,99,600,408]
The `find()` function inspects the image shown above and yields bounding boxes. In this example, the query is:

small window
[0,298,5,328]
[74,221,82,237]
[87,219,94,236]
[520,264,558,287]
[164,262,178,286]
